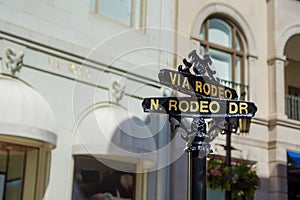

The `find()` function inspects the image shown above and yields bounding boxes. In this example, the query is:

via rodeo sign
[142,50,257,119]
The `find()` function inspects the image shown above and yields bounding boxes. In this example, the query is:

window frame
[192,17,246,85]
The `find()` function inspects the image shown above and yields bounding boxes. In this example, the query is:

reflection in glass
[235,56,241,84]
[72,155,136,200]
[6,179,22,200]
[91,0,97,12]
[235,36,241,51]
[200,25,205,40]
[209,48,232,81]
[209,19,232,48]
[235,56,242,98]
[0,174,4,200]
[98,0,132,26]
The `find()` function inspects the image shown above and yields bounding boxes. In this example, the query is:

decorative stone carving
[5,48,24,76]
[110,80,125,104]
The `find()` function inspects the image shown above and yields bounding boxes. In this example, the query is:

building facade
[0,0,300,200]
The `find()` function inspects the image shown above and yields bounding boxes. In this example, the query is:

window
[196,17,247,99]
[72,155,136,200]
[91,0,145,28]
[0,141,39,200]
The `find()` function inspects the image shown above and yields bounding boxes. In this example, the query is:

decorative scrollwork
[191,117,206,133]
[178,50,220,82]
[169,116,223,157]
[178,58,193,74]
[208,118,225,134]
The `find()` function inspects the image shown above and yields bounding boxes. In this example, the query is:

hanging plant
[207,157,260,199]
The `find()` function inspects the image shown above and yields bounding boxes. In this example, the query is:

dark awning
[287,150,300,168]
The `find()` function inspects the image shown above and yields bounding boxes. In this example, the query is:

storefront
[0,72,57,199]
[72,102,157,200]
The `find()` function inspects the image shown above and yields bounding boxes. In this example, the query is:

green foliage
[207,157,260,199]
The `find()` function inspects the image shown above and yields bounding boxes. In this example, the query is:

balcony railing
[286,94,300,121]
[219,79,249,100]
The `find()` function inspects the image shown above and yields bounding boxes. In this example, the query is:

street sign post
[142,50,257,200]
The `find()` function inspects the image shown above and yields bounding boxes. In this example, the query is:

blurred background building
[0,0,300,199]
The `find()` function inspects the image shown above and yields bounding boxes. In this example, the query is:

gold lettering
[190,101,199,112]
[169,100,178,111]
[179,100,189,112]
[229,102,238,114]
[48,57,60,69]
[211,85,217,97]
[48,57,52,65]
[219,87,224,98]
[239,103,248,114]
[150,99,159,110]
[203,83,210,96]
[85,68,91,79]
[169,72,177,85]
[68,64,75,73]
[209,101,220,113]
[49,58,90,79]
[200,101,209,113]
[76,66,82,75]
[195,81,202,93]
[182,77,190,89]
[225,89,232,99]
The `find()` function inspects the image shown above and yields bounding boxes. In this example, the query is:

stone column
[268,57,288,200]
[268,57,287,119]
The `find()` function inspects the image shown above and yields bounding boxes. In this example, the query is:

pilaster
[268,57,287,120]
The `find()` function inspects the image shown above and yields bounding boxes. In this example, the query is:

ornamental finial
[178,50,219,82]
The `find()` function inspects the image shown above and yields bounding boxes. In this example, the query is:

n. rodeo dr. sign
[142,97,257,118]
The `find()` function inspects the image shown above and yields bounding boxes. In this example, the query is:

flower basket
[207,157,260,200]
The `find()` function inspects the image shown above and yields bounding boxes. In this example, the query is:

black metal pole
[185,117,208,200]
[188,151,206,200]
[225,130,232,200]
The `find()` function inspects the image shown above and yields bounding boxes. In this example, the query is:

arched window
[194,17,247,99]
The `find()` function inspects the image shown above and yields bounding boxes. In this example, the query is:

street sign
[158,69,238,99]
[141,50,258,200]
[142,97,257,118]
